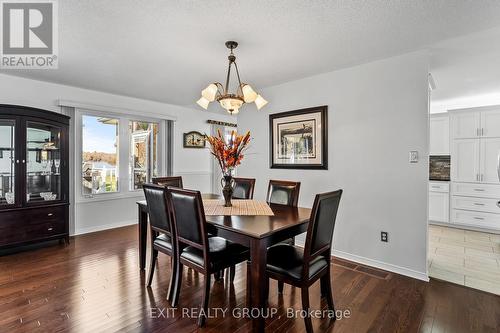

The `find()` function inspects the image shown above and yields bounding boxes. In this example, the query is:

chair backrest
[232,177,256,199]
[152,176,183,189]
[303,190,342,276]
[166,188,208,254]
[143,184,171,233]
[266,180,301,206]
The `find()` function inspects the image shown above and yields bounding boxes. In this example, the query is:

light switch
[409,151,418,163]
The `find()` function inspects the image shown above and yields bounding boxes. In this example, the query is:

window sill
[76,191,144,204]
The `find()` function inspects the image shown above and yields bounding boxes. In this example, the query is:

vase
[220,175,235,207]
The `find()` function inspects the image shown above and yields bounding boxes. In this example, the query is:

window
[129,121,158,190]
[82,116,119,194]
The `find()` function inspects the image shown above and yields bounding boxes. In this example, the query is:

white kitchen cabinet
[480,138,500,184]
[481,108,500,138]
[451,139,480,182]
[451,111,480,139]
[451,209,500,230]
[450,106,500,232]
[430,114,450,155]
[429,191,450,223]
[452,182,500,198]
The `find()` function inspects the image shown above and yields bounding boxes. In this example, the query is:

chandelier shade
[255,94,268,110]
[196,96,210,110]
[196,41,267,115]
[202,83,218,102]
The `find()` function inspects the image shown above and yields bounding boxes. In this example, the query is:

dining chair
[166,187,250,326]
[266,189,342,333]
[142,184,176,301]
[152,176,183,188]
[232,177,256,199]
[266,179,301,293]
[266,179,301,206]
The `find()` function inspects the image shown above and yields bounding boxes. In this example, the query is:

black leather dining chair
[266,179,301,293]
[166,188,250,327]
[232,177,256,199]
[266,190,342,333]
[152,176,183,188]
[266,179,301,206]
[142,184,176,301]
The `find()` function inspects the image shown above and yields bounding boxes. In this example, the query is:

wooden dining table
[136,194,312,332]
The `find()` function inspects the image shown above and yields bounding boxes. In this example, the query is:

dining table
[136,194,312,333]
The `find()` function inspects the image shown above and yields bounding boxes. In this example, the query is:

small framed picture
[183,131,206,148]
[269,106,328,169]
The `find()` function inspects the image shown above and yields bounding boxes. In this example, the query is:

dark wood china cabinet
[0,105,69,250]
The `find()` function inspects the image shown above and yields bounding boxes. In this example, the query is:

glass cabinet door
[0,120,15,206]
[26,122,62,204]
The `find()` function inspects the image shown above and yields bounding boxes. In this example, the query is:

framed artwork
[269,105,328,169]
[183,131,206,148]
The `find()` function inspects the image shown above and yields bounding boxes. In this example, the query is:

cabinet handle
[474,217,485,220]
[497,201,500,208]
[473,203,485,206]
[474,188,485,192]
[47,213,53,217]
[431,186,441,189]
[47,227,53,231]
[16,160,20,164]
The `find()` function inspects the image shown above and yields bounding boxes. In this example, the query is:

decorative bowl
[44,193,57,201]
[5,192,14,204]
[40,192,52,199]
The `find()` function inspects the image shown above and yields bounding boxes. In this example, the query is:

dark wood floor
[0,226,499,333]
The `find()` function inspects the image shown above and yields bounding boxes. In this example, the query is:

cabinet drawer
[23,206,66,224]
[0,220,65,246]
[0,206,65,228]
[429,182,450,193]
[452,196,500,214]
[451,209,500,230]
[0,206,67,247]
[451,182,500,198]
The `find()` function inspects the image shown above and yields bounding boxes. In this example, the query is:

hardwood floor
[1,226,499,333]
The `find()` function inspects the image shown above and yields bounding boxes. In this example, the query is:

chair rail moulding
[57,100,178,121]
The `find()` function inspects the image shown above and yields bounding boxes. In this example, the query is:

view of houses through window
[82,115,161,196]
[129,121,158,190]
[82,116,119,194]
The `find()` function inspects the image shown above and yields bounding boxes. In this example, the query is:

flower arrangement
[206,129,251,176]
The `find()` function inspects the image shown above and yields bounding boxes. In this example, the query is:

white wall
[0,73,234,234]
[237,52,430,280]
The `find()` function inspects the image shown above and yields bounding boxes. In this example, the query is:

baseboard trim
[332,249,429,282]
[73,220,136,236]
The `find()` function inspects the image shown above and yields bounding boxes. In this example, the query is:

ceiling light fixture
[197,41,267,115]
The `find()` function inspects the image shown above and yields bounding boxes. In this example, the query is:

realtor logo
[1,0,58,68]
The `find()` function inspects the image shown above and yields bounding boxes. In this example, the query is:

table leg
[250,238,268,333]
[138,205,148,270]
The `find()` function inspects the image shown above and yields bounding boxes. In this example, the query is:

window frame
[128,119,160,191]
[75,109,166,203]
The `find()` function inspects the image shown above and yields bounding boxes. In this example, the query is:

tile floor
[428,224,500,295]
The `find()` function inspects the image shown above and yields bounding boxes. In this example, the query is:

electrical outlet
[381,231,388,242]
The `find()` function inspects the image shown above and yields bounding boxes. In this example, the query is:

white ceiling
[430,27,500,112]
[4,0,500,107]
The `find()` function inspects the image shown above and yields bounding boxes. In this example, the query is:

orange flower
[206,130,251,175]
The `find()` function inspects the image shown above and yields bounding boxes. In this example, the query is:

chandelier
[196,41,268,115]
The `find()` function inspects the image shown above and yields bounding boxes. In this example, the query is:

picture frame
[183,131,206,148]
[269,105,328,169]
